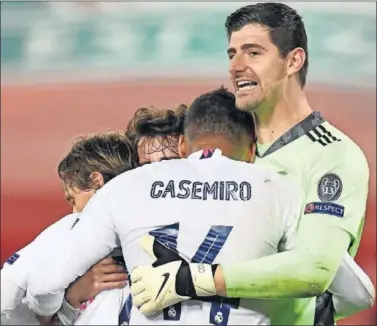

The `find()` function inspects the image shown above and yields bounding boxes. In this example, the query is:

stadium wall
[1,79,376,325]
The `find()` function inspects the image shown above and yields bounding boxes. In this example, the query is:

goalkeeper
[132,3,374,325]
[130,4,374,325]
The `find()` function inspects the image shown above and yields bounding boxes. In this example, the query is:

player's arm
[330,253,375,320]
[131,144,370,314]
[0,271,26,315]
[1,215,82,324]
[216,145,369,299]
[1,214,78,315]
[26,190,119,317]
[0,274,58,325]
[1,297,44,325]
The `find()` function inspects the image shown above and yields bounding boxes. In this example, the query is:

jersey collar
[257,111,325,158]
[188,148,223,160]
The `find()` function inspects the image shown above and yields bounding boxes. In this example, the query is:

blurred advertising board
[1,2,375,86]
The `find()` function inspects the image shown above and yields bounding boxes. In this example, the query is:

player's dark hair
[225,2,308,87]
[58,132,139,191]
[125,105,187,157]
[185,87,257,143]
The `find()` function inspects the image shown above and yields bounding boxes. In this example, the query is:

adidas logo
[307,125,341,146]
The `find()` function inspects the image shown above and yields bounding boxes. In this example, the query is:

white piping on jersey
[200,235,219,263]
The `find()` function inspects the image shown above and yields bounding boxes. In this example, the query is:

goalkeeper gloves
[130,234,218,315]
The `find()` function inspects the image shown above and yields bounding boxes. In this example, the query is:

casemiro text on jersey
[150,180,252,201]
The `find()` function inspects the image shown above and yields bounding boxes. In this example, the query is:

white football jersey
[2,213,79,293]
[27,149,303,325]
[1,213,79,324]
[1,298,40,325]
[75,287,130,325]
[1,213,128,326]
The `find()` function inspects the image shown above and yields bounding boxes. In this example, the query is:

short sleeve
[302,142,369,252]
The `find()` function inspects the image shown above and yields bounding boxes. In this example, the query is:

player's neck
[255,85,312,144]
[189,137,247,162]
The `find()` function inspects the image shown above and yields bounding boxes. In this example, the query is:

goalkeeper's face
[228,24,289,113]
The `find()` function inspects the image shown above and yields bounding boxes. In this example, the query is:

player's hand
[65,257,128,308]
[130,234,217,315]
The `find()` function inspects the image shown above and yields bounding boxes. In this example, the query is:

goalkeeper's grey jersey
[27,149,303,325]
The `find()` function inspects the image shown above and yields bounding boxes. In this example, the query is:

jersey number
[150,223,240,326]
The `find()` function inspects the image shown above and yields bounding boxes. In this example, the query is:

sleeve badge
[317,173,343,202]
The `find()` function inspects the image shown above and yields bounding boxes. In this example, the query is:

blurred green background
[1,2,376,86]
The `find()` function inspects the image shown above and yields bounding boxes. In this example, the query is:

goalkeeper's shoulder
[310,121,369,176]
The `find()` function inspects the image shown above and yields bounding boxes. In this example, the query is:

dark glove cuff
[211,264,219,276]
[175,263,196,297]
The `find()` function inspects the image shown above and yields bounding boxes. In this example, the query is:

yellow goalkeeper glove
[130,234,217,315]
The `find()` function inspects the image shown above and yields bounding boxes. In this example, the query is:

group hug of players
[1,2,375,326]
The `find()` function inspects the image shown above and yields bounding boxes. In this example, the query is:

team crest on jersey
[317,173,343,202]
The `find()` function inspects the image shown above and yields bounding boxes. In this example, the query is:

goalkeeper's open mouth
[235,80,258,93]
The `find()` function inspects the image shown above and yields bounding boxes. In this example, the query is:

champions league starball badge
[317,173,343,202]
